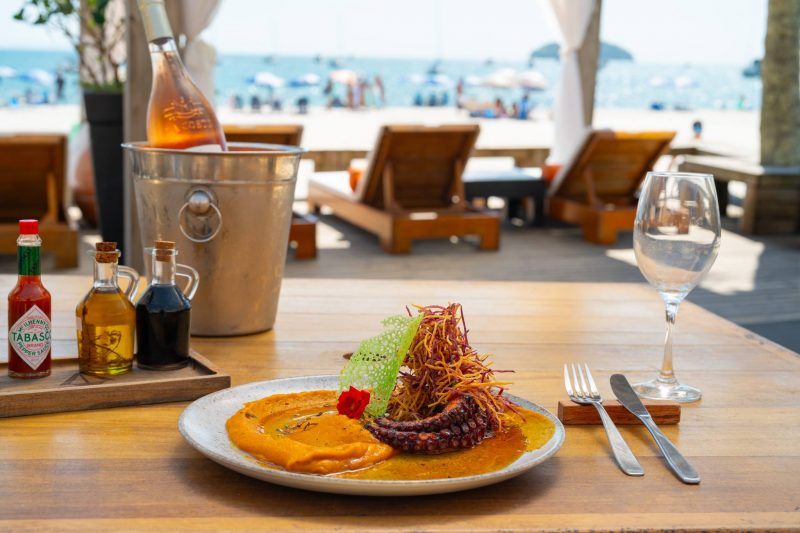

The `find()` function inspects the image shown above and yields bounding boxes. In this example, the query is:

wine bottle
[137,0,227,150]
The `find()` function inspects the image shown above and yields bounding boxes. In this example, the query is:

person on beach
[692,120,703,140]
[456,78,464,109]
[375,75,385,107]
[55,69,65,101]
[250,94,261,112]
[493,98,507,118]
[518,94,530,119]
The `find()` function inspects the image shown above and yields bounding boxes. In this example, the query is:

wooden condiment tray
[558,399,681,425]
[0,350,229,418]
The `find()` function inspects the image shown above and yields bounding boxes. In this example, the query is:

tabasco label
[9,305,51,370]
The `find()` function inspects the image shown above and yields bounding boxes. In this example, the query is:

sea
[0,48,762,112]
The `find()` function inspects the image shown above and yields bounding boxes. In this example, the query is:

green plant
[14,0,125,91]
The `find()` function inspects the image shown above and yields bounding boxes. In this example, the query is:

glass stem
[659,300,680,383]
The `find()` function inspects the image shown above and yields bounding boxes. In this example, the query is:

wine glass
[633,172,721,402]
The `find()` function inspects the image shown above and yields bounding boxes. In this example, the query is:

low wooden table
[1,276,798,531]
[463,168,547,226]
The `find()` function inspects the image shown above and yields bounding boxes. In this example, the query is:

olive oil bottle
[76,242,140,376]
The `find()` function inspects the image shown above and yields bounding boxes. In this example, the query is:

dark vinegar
[135,284,191,370]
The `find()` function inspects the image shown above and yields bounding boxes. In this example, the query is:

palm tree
[760,0,800,166]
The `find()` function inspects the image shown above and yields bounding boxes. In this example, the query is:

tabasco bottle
[137,0,227,150]
[7,219,52,378]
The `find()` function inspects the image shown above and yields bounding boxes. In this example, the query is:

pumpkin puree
[227,390,556,479]
[226,390,394,474]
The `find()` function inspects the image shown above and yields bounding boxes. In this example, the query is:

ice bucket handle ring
[179,188,222,243]
[176,263,200,301]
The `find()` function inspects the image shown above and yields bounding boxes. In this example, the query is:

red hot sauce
[7,219,52,378]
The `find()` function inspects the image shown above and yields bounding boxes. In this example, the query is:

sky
[0,0,767,65]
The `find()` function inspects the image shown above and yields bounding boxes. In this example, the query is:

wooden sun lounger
[548,130,675,244]
[0,134,78,268]
[222,124,317,259]
[307,124,500,253]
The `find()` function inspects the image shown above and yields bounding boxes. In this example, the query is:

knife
[610,374,700,484]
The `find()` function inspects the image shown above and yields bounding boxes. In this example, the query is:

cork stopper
[154,240,175,261]
[95,241,118,263]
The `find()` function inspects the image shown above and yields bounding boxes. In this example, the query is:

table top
[2,276,799,531]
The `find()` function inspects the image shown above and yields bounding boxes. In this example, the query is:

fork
[564,363,644,476]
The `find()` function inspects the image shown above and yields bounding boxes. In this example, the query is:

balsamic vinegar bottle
[136,241,195,370]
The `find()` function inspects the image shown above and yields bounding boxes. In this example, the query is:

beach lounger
[548,130,675,244]
[223,124,304,147]
[307,124,500,253]
[0,134,78,268]
[222,124,317,260]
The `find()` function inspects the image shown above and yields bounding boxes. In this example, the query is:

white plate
[178,375,565,496]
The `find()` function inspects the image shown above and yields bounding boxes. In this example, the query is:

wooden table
[1,276,799,531]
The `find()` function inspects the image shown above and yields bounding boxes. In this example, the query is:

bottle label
[164,97,214,133]
[18,245,40,276]
[10,305,51,370]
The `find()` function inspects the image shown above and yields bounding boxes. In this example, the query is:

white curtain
[543,0,596,164]
[181,0,221,101]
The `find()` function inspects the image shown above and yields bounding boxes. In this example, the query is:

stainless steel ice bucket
[123,142,303,336]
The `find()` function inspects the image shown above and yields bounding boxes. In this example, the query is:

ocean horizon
[0,48,762,112]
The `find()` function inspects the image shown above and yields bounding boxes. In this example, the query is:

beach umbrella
[482,68,518,89]
[424,74,452,87]
[247,71,285,88]
[648,76,669,88]
[408,73,452,87]
[463,75,483,87]
[288,73,321,87]
[517,70,548,91]
[329,69,359,85]
[0,66,16,78]
[674,75,698,89]
[18,69,55,85]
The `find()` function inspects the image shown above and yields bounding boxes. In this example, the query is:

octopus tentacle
[366,395,491,454]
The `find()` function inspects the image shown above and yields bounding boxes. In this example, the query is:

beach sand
[0,104,759,160]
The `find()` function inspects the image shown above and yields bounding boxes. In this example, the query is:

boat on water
[742,59,761,78]
[427,61,443,75]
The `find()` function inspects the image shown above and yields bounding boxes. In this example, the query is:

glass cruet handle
[117,266,141,301]
[175,263,200,300]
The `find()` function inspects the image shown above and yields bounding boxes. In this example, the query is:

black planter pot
[83,90,124,253]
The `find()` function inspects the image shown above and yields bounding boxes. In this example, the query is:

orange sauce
[340,407,554,480]
[228,391,555,480]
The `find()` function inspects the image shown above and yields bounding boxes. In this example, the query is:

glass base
[633,377,702,403]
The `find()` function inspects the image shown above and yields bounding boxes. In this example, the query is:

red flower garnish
[337,386,371,419]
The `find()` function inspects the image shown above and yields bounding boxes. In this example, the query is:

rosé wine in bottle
[138,0,227,150]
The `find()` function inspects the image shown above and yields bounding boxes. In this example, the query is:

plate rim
[178,374,565,493]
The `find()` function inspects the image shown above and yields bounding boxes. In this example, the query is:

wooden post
[577,0,602,127]
[123,0,184,271]
[760,0,800,166]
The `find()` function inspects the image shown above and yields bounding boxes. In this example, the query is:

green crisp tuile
[339,314,422,418]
